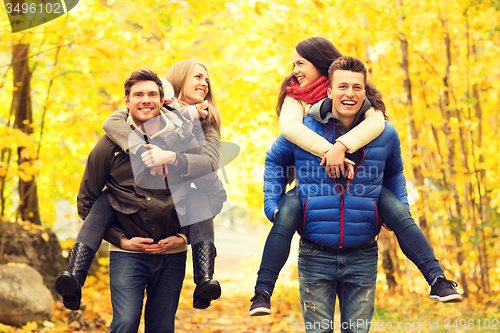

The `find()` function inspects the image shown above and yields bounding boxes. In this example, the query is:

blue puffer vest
[264,115,407,248]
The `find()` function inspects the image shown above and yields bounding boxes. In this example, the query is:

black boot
[192,241,221,309]
[55,243,95,310]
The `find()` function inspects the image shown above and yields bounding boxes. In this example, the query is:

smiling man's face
[125,80,162,127]
[327,70,366,128]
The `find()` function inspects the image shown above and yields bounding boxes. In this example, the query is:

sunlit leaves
[0,0,499,299]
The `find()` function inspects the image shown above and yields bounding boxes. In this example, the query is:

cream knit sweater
[279,96,385,157]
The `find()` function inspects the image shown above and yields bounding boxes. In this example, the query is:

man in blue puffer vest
[264,56,409,333]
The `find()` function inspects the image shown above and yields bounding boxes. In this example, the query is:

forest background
[0,0,500,332]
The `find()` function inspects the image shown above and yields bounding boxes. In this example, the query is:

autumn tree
[0,0,499,300]
[11,38,41,224]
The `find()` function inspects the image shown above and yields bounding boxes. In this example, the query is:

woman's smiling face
[292,49,322,87]
[181,64,209,105]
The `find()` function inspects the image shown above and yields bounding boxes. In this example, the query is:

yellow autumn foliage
[0,0,499,330]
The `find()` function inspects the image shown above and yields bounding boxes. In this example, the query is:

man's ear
[327,87,332,99]
[124,95,130,108]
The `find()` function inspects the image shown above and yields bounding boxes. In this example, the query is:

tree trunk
[0,149,11,219]
[471,83,490,293]
[12,43,41,225]
[379,230,398,291]
[439,15,468,297]
[397,0,429,236]
[467,9,490,291]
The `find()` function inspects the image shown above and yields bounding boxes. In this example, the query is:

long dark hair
[328,56,387,118]
[365,82,386,118]
[276,37,342,116]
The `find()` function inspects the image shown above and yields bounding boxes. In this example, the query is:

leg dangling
[55,243,95,310]
[192,241,221,309]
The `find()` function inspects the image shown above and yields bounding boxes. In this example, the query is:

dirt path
[175,277,299,333]
[174,226,302,333]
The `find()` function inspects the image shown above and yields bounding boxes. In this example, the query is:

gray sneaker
[429,277,462,302]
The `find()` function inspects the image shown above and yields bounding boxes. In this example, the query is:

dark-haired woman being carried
[249,37,461,317]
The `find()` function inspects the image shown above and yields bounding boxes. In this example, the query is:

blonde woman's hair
[166,60,222,139]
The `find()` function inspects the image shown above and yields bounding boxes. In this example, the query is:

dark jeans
[255,186,444,296]
[255,187,302,296]
[378,186,444,285]
[76,189,116,252]
[185,188,214,244]
[76,188,215,252]
[109,250,186,333]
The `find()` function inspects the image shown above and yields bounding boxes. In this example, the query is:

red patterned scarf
[286,76,329,104]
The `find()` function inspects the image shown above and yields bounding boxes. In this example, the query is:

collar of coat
[309,96,372,132]
[126,107,194,152]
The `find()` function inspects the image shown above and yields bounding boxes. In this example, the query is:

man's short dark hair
[328,56,367,85]
[328,56,387,115]
[124,68,164,101]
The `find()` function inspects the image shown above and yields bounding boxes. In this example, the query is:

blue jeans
[109,251,186,333]
[255,186,444,297]
[377,186,444,285]
[255,187,302,296]
[298,239,378,333]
